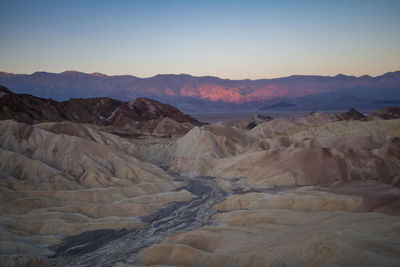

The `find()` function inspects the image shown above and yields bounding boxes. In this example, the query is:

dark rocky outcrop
[368,106,400,120]
[107,98,201,127]
[227,114,273,130]
[336,108,366,121]
[0,85,122,125]
[0,85,200,127]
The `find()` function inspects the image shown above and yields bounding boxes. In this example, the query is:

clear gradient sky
[1,0,399,79]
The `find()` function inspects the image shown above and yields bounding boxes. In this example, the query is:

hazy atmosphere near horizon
[1,1,400,267]
[1,0,400,79]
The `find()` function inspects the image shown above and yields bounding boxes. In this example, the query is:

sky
[0,0,399,79]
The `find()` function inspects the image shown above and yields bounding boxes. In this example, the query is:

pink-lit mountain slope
[1,71,400,111]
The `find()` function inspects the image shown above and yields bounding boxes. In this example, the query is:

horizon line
[1,69,400,81]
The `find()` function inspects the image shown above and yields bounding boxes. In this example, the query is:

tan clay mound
[214,182,400,215]
[247,111,341,140]
[35,121,146,159]
[35,121,176,167]
[139,209,400,267]
[134,117,195,137]
[208,135,400,187]
[250,118,400,140]
[168,123,265,176]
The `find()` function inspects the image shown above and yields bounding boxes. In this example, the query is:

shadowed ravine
[46,176,229,266]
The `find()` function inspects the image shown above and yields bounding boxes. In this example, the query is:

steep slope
[0,85,12,94]
[107,97,201,127]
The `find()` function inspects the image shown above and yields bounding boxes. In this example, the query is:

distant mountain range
[1,70,399,112]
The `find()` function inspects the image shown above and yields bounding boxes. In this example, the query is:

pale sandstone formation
[0,120,194,265]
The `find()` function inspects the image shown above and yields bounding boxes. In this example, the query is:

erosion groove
[47,176,228,266]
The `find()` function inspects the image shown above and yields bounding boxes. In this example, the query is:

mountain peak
[60,70,85,76]
[90,72,107,78]
[334,74,353,79]
[152,73,193,79]
[32,71,52,76]
[0,72,14,76]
